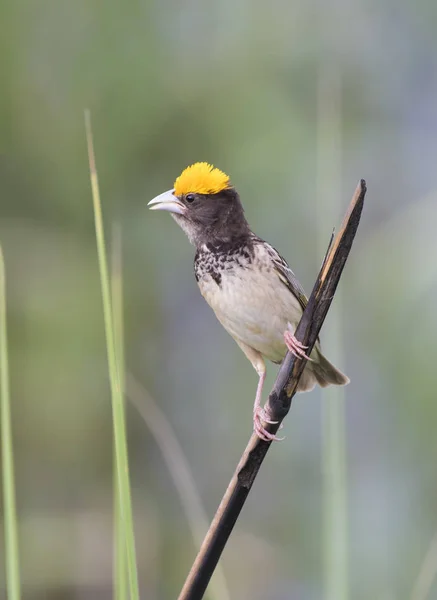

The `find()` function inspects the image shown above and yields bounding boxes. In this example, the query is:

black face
[173,187,250,247]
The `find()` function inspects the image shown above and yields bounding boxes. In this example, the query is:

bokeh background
[1,1,437,599]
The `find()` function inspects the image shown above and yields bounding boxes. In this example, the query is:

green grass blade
[84,110,139,600]
[114,487,128,600]
[112,224,128,600]
[0,244,21,600]
[316,65,349,600]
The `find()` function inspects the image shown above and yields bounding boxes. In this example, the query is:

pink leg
[284,323,313,361]
[253,369,284,442]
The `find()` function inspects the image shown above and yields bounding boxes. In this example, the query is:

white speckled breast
[194,240,304,363]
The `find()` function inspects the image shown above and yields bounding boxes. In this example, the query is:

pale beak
[147,189,186,215]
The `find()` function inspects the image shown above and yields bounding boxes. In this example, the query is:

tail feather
[297,349,349,393]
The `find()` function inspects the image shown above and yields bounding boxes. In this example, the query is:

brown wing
[259,240,324,347]
[261,241,308,311]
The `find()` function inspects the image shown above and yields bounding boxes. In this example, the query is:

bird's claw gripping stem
[284,324,313,361]
[253,406,284,442]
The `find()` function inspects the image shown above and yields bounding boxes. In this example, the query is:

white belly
[198,266,303,363]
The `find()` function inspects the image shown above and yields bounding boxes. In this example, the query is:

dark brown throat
[195,187,252,248]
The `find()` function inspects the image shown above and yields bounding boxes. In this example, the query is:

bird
[148,162,349,441]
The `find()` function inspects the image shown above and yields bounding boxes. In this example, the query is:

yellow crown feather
[174,162,230,196]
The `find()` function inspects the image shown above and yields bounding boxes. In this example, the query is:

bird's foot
[284,325,313,361]
[253,406,284,442]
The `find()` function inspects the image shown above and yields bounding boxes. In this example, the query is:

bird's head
[148,162,250,247]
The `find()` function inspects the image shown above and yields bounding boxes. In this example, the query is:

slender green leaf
[84,111,139,600]
[112,224,128,600]
[0,245,21,600]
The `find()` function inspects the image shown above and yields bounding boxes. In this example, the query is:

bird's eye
[185,194,195,203]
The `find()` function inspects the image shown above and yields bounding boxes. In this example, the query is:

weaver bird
[148,162,349,441]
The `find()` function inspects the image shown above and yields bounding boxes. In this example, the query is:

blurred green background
[1,1,437,599]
